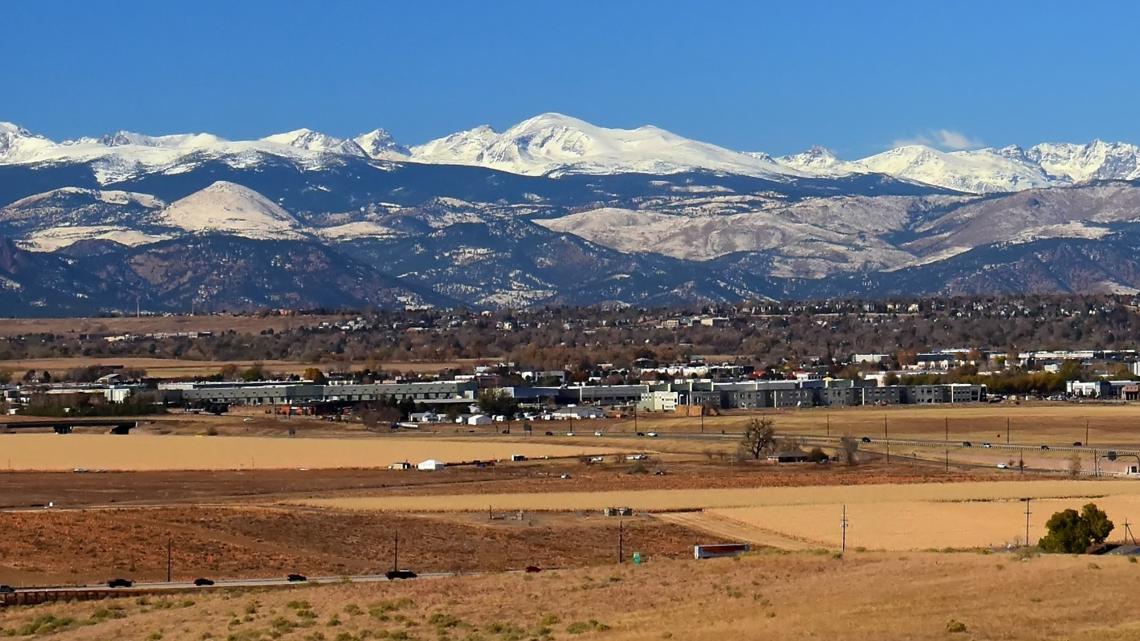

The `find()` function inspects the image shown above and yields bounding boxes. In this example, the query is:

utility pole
[166,537,172,583]
[884,415,889,464]
[618,519,624,564]
[1023,498,1031,548]
[393,531,399,572]
[840,505,848,555]
[826,413,831,438]
[633,404,638,433]
[1006,418,1010,445]
[944,416,949,443]
[945,448,949,472]
[700,404,705,434]
[1085,418,1090,446]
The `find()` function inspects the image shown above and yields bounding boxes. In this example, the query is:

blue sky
[5,1,1139,157]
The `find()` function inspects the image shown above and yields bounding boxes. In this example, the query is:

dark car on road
[1073,441,1083,447]
[107,578,133,588]
[861,436,872,443]
[0,585,14,594]
[193,578,215,587]
[525,565,542,573]
[287,574,307,582]
[386,569,417,580]
[962,441,972,447]
[1040,445,1051,450]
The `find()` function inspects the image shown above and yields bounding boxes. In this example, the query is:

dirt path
[654,510,827,550]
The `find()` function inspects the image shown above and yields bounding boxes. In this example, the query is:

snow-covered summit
[261,128,366,157]
[853,145,1054,193]
[411,112,799,179]
[1025,140,1140,183]
[354,128,410,160]
[776,146,846,176]
[0,122,54,159]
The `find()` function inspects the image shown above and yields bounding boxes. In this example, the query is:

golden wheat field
[0,434,615,471]
[295,479,1140,512]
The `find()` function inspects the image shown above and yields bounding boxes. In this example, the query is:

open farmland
[0,434,616,471]
[3,551,1140,641]
[295,479,1140,513]
[604,403,1140,447]
[711,493,1140,551]
[0,356,479,379]
[0,314,348,337]
[0,506,708,586]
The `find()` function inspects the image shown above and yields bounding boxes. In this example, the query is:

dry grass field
[609,402,1140,446]
[0,356,481,378]
[0,434,615,471]
[711,493,1140,551]
[294,478,1140,513]
[0,506,709,586]
[4,551,1140,641]
[0,314,347,337]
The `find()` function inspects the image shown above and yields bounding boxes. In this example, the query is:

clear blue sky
[5,0,1139,157]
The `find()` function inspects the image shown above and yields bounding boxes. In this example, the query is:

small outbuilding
[766,451,811,464]
[417,459,446,471]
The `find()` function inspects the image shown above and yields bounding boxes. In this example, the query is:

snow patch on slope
[316,221,401,241]
[20,226,174,251]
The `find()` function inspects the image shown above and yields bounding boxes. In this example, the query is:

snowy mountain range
[4,113,1140,314]
[6,115,1140,193]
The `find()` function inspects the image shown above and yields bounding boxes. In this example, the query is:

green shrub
[566,620,610,635]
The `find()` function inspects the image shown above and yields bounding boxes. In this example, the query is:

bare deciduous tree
[739,418,776,460]
[838,434,860,466]
[1068,452,1083,478]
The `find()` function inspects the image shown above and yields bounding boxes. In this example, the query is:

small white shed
[417,459,446,471]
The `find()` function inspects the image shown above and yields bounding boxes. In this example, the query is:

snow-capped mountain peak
[353,128,410,160]
[411,112,797,179]
[777,145,845,175]
[0,122,53,159]
[261,128,365,157]
[1027,140,1140,183]
[854,144,1053,193]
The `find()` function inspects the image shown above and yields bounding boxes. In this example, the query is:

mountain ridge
[5,114,1140,193]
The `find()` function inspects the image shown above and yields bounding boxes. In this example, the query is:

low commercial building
[638,391,678,412]
[160,380,478,406]
[551,406,606,420]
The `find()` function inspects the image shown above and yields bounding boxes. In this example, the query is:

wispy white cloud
[892,129,984,151]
